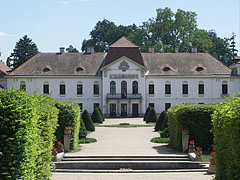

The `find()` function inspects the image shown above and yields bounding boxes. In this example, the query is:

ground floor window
[165,103,171,111]
[149,103,154,108]
[78,103,83,112]
[94,103,99,109]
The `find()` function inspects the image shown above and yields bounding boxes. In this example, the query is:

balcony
[106,93,142,99]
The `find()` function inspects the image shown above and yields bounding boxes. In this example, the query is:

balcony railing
[106,93,142,99]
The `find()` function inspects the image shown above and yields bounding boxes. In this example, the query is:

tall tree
[229,32,238,63]
[66,45,79,53]
[8,35,39,69]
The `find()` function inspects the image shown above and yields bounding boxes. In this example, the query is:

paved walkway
[67,118,182,156]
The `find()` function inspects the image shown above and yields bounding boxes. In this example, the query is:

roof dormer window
[76,67,84,72]
[196,67,204,72]
[42,65,52,72]
[163,67,171,71]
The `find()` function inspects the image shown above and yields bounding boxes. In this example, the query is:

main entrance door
[110,104,116,117]
[132,104,139,117]
[121,104,127,117]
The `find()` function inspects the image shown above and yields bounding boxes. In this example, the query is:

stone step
[55,161,206,170]
[63,155,189,159]
[61,157,190,161]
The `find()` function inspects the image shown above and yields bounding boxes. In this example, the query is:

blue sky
[0,0,239,63]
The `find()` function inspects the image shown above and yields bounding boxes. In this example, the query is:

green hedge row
[168,103,215,151]
[212,96,240,180]
[55,101,81,150]
[0,89,59,180]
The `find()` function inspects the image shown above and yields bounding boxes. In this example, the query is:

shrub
[155,111,167,131]
[146,108,158,123]
[151,137,169,143]
[91,108,103,123]
[160,128,169,138]
[143,106,151,121]
[212,95,240,180]
[79,118,87,139]
[55,101,81,151]
[168,103,215,151]
[82,110,95,131]
[97,107,105,121]
[0,89,58,180]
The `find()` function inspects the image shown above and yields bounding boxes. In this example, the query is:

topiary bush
[82,110,95,131]
[168,103,215,151]
[143,106,151,121]
[146,108,158,123]
[160,128,169,138]
[79,118,87,139]
[155,111,167,131]
[212,95,240,180]
[161,113,168,130]
[91,108,103,123]
[0,89,58,180]
[97,107,105,121]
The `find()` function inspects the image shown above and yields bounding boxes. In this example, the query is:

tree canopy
[7,35,39,69]
[66,45,79,53]
[82,7,236,65]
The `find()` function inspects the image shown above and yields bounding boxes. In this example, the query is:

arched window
[77,81,83,95]
[222,81,228,94]
[93,81,99,95]
[121,81,127,98]
[20,81,26,91]
[60,81,66,95]
[43,81,49,94]
[110,81,116,94]
[132,81,138,94]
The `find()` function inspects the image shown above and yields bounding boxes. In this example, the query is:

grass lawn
[202,154,211,162]
[79,137,97,144]
[96,124,155,128]
[150,137,169,143]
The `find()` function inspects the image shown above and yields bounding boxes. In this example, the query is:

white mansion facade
[7,37,240,117]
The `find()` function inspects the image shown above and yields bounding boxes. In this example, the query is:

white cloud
[61,1,73,4]
[0,32,8,37]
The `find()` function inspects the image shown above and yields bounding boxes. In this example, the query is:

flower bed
[119,123,130,125]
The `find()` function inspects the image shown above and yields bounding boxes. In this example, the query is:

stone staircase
[54,155,209,173]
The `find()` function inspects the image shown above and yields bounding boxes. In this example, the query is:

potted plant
[57,141,64,152]
[189,140,195,151]
[195,147,203,156]
[210,151,215,165]
[52,147,58,156]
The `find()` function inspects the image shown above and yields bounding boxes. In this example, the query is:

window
[43,82,49,94]
[165,84,171,94]
[77,83,83,95]
[110,81,116,94]
[196,67,204,72]
[132,81,138,94]
[198,103,204,104]
[121,81,127,98]
[94,82,99,95]
[182,83,188,94]
[149,103,154,108]
[149,84,154,94]
[78,103,83,112]
[60,82,66,95]
[165,103,171,111]
[20,81,26,91]
[94,103,99,109]
[163,67,171,71]
[222,81,228,94]
[198,83,204,94]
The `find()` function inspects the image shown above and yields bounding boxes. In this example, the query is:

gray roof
[142,53,231,75]
[10,52,106,76]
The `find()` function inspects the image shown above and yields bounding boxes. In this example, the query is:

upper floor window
[222,81,228,95]
[198,81,204,94]
[149,82,154,94]
[94,82,99,95]
[20,81,26,91]
[121,81,127,98]
[43,81,49,94]
[182,81,188,94]
[165,82,171,94]
[60,82,66,95]
[77,82,83,95]
[132,81,138,94]
[110,81,116,94]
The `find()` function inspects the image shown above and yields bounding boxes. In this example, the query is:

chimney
[86,47,94,54]
[59,47,65,54]
[175,47,179,53]
[149,47,154,53]
[191,47,197,53]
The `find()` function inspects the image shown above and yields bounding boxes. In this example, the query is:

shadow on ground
[152,144,185,155]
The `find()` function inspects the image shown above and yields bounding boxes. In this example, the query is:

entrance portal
[110,104,116,117]
[121,104,127,117]
[132,104,139,117]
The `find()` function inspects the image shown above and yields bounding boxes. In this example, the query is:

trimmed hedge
[143,106,151,121]
[79,117,87,139]
[212,96,240,180]
[0,89,59,180]
[82,110,95,131]
[146,108,158,123]
[55,101,81,150]
[97,107,105,121]
[155,111,167,131]
[91,108,103,123]
[168,103,215,151]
